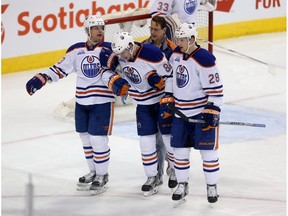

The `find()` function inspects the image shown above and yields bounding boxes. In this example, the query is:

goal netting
[53,8,213,122]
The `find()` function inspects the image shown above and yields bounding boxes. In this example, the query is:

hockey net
[53,8,213,122]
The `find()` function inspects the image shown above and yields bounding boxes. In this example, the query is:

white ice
[2,32,286,216]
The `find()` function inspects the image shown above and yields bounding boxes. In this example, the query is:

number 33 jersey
[167,45,223,117]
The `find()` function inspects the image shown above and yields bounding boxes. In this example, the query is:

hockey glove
[146,70,164,90]
[160,94,175,119]
[26,73,50,95]
[108,74,130,96]
[201,103,221,131]
[100,48,119,71]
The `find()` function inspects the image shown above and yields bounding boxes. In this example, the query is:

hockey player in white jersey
[160,23,223,205]
[142,15,178,187]
[26,16,129,195]
[101,32,176,196]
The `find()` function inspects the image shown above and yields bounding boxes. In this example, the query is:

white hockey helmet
[84,15,105,29]
[111,32,134,54]
[175,23,198,40]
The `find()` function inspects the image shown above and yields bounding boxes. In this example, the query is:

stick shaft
[167,104,266,128]
[198,38,270,66]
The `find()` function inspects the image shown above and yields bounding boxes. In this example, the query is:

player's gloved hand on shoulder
[160,93,174,119]
[100,48,119,71]
[201,102,221,131]
[26,73,50,96]
[108,74,130,96]
[146,70,164,90]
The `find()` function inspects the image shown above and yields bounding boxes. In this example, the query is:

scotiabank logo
[1,4,9,44]
[17,0,149,36]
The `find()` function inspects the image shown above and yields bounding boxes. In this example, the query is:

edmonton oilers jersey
[118,43,173,105]
[44,42,115,106]
[149,0,200,24]
[167,45,223,117]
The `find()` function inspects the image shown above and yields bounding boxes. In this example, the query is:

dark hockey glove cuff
[201,103,221,131]
[108,74,130,96]
[146,70,164,90]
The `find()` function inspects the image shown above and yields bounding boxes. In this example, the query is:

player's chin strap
[127,45,135,61]
[185,37,196,53]
[86,28,99,46]
[88,34,97,45]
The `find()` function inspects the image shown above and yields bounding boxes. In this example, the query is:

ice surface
[2,32,286,216]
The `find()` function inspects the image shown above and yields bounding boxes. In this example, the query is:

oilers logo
[184,0,197,15]
[123,66,141,84]
[176,65,189,88]
[81,55,101,78]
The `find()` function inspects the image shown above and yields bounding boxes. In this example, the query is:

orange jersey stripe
[174,160,190,166]
[108,102,114,135]
[203,163,219,168]
[76,89,113,95]
[94,153,110,160]
[142,155,157,162]
[85,151,93,155]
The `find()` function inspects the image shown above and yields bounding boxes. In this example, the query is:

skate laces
[174,183,186,194]
[144,176,157,186]
[94,175,105,183]
[170,169,177,181]
[207,185,217,197]
[84,171,95,179]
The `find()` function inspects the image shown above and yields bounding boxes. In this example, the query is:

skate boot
[168,168,178,189]
[207,184,219,203]
[172,182,189,207]
[90,173,109,195]
[76,171,96,191]
[141,173,161,197]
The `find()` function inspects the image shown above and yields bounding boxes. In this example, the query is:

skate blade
[208,201,218,208]
[173,198,187,208]
[90,185,108,195]
[143,187,158,197]
[76,183,91,191]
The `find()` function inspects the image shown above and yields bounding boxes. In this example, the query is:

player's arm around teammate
[102,31,177,196]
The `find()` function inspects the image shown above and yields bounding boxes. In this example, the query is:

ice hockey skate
[90,173,109,195]
[141,174,161,197]
[207,184,219,206]
[168,168,178,190]
[172,182,189,208]
[76,171,96,191]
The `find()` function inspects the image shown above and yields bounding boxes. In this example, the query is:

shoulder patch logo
[77,50,85,55]
[184,0,197,15]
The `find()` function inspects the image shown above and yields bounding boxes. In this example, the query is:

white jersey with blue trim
[44,42,115,106]
[149,0,200,24]
[167,45,223,117]
[118,43,173,105]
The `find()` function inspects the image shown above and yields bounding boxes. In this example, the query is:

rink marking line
[226,92,281,104]
[1,194,286,203]
[2,130,74,145]
[2,120,138,145]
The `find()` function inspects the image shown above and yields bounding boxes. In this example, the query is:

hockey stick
[197,38,283,75]
[167,103,266,128]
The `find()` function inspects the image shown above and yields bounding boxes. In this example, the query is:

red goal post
[102,8,214,52]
